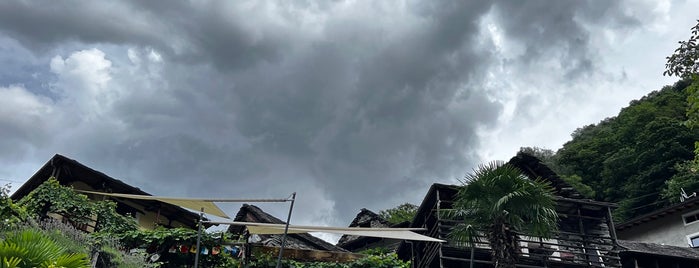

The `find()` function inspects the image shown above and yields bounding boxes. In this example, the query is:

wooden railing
[436,221,620,268]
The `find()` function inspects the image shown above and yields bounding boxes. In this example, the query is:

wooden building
[11,154,202,230]
[228,204,365,263]
[337,208,409,252]
[229,204,346,252]
[397,153,622,267]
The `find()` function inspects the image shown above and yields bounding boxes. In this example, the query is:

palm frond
[42,253,90,268]
[0,257,21,268]
[448,161,559,266]
[0,230,89,268]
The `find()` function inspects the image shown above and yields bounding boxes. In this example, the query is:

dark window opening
[684,213,699,224]
[115,201,139,218]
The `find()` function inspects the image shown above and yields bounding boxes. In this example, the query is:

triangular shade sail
[207,221,445,243]
[76,190,230,219]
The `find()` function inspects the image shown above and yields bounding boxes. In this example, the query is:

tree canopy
[552,81,699,220]
[378,203,418,225]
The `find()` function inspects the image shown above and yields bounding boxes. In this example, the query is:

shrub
[0,229,90,268]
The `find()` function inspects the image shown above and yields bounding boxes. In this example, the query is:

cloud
[0,85,54,162]
[0,0,679,238]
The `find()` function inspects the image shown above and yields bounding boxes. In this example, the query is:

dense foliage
[248,252,409,268]
[17,178,138,234]
[447,162,558,268]
[0,181,152,267]
[113,227,239,267]
[0,229,90,268]
[518,147,595,198]
[555,81,699,220]
[665,20,699,130]
[378,203,418,225]
[0,185,28,229]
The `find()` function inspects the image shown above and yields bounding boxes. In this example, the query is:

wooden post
[577,205,591,266]
[194,207,204,268]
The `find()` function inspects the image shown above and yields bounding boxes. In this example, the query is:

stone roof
[336,208,394,250]
[508,152,583,199]
[618,240,699,260]
[617,196,699,231]
[228,204,346,252]
[11,154,203,228]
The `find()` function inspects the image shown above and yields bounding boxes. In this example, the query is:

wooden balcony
[400,183,621,268]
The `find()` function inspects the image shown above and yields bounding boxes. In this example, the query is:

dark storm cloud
[492,0,640,79]
[0,1,290,70]
[0,0,652,227]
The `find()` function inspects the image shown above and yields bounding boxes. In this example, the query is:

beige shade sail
[76,190,230,219]
[206,221,445,243]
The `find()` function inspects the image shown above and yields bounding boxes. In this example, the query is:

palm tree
[0,229,90,268]
[448,161,558,268]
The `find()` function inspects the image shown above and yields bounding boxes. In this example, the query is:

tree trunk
[488,221,519,268]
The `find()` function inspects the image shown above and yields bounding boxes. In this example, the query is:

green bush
[0,184,28,229]
[115,227,239,267]
[17,178,138,234]
[0,229,90,268]
[248,252,410,268]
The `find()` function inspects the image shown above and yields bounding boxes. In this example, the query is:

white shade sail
[76,190,230,219]
[207,221,445,243]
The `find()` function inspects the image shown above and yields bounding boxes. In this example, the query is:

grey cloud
[0,2,164,51]
[492,0,640,79]
[0,0,656,227]
[0,1,287,70]
[0,37,54,96]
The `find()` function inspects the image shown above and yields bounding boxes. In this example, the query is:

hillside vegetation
[528,80,699,221]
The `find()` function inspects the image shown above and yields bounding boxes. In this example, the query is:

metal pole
[469,238,474,268]
[194,207,204,268]
[276,192,296,268]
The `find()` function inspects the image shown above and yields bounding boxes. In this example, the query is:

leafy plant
[247,252,409,268]
[445,161,558,268]
[378,203,418,225]
[0,229,90,268]
[0,184,28,229]
[112,227,238,267]
[17,177,138,233]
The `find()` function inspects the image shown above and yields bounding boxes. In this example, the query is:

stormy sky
[0,1,697,241]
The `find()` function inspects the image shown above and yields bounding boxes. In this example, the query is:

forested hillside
[530,80,699,222]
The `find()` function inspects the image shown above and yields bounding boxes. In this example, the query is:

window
[115,201,140,219]
[686,232,699,247]
[683,210,699,225]
[691,236,699,248]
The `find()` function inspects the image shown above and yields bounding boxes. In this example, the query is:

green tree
[518,147,594,197]
[378,203,418,225]
[662,161,699,201]
[447,162,558,268]
[665,20,699,128]
[555,83,698,220]
[662,20,699,201]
